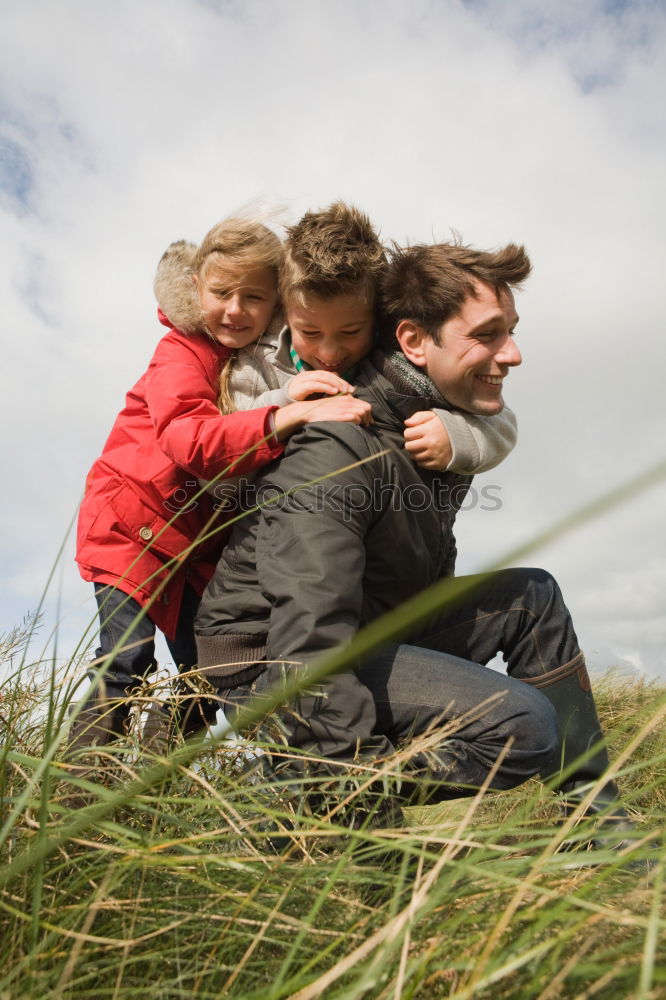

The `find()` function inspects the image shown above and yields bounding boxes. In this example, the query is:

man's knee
[501,566,561,611]
[510,684,559,772]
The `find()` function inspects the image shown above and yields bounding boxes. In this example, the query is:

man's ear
[395,320,428,369]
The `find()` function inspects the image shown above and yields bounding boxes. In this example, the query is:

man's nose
[496,335,522,367]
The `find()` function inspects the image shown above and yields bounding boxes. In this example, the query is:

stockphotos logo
[164,479,503,518]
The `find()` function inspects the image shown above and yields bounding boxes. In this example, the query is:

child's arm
[273,392,372,437]
[286,370,355,401]
[404,406,517,474]
[145,333,285,481]
[236,366,357,410]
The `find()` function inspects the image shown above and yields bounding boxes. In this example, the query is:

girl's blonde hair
[216,353,237,414]
[197,218,282,414]
[194,216,283,283]
[153,216,283,414]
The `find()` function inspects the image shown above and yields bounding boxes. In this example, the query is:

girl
[72,216,371,752]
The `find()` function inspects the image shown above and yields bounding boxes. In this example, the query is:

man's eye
[342,329,360,337]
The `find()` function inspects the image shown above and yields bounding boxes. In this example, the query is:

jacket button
[139,526,153,541]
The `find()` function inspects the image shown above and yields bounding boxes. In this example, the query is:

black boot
[523,657,654,869]
[178,695,219,738]
[142,695,218,753]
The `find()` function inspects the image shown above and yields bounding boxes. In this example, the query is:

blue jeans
[409,568,581,682]
[91,583,200,697]
[220,568,570,797]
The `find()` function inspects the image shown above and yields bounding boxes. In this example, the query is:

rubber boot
[141,700,174,756]
[67,690,130,755]
[61,687,130,811]
[523,657,653,869]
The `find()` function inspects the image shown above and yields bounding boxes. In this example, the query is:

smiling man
[194,238,642,858]
[382,241,523,416]
[397,281,521,413]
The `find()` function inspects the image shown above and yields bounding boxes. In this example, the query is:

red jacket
[76,312,284,637]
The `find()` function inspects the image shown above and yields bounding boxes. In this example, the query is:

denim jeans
[91,582,200,697]
[218,568,571,798]
[408,567,582,682]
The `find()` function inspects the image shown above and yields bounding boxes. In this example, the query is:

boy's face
[287,293,374,374]
[196,265,278,348]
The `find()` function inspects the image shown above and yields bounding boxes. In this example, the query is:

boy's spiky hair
[380,240,532,343]
[280,201,386,306]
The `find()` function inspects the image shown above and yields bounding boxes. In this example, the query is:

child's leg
[164,582,198,676]
[92,583,158,696]
[164,584,218,735]
[68,584,158,753]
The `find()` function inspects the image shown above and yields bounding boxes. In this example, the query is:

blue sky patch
[0,135,33,212]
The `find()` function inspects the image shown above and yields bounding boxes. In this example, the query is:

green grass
[3,460,665,998]
[1,647,664,1000]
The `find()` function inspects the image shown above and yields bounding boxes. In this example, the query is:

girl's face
[287,292,374,375]
[197,264,278,348]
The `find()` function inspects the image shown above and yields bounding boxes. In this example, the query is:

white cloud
[1,0,664,681]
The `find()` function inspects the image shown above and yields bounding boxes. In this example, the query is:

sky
[1,0,665,688]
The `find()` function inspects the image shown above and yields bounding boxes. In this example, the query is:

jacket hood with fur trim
[153,240,206,335]
[153,238,284,340]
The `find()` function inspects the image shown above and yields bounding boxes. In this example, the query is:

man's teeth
[478,375,503,384]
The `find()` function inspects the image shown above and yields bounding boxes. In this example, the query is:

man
[194,236,638,849]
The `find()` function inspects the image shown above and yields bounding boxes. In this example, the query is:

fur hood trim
[153,240,205,335]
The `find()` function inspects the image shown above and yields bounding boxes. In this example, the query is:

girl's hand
[404,410,452,470]
[288,370,355,401]
[274,394,373,439]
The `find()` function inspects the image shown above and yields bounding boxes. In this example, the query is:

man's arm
[254,424,390,761]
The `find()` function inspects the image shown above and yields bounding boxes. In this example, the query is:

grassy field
[1,628,664,1000]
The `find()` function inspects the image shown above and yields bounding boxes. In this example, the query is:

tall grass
[1,460,665,999]
[2,661,665,999]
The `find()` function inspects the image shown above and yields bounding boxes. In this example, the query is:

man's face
[286,292,375,375]
[413,281,521,415]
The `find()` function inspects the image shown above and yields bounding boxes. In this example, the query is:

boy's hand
[288,370,355,401]
[274,394,372,439]
[403,410,452,470]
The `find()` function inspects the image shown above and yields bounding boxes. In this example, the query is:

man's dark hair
[380,240,531,344]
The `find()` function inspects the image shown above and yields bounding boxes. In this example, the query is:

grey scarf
[371,348,451,410]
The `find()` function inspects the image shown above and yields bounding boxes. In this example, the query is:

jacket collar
[157,310,231,361]
[362,348,453,421]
